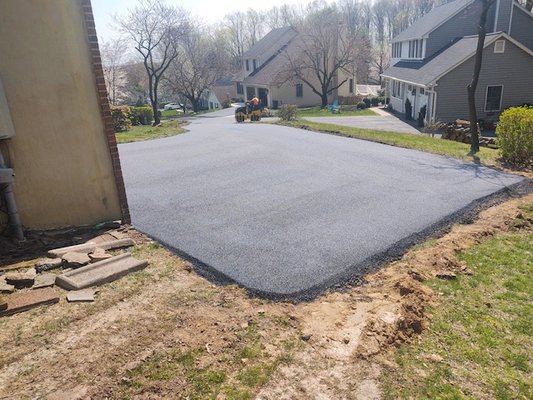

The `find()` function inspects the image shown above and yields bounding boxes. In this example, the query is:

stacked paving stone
[1,237,147,316]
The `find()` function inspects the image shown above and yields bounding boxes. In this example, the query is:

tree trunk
[467,0,492,154]
[152,84,160,126]
[321,93,328,108]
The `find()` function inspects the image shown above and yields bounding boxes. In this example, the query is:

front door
[258,88,268,108]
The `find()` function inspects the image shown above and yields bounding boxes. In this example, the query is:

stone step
[55,253,148,290]
[0,288,59,317]
[48,238,135,258]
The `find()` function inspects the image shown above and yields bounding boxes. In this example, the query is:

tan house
[0,0,129,233]
[234,27,357,108]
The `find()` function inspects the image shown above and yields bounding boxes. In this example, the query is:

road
[119,108,524,299]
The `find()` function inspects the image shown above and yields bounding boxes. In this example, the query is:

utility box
[0,79,15,139]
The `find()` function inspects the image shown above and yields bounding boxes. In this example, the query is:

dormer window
[245,59,250,71]
[494,40,505,53]
[253,59,257,71]
[392,42,401,58]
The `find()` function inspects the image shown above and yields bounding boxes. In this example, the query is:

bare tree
[122,62,149,106]
[164,26,228,112]
[467,0,495,154]
[223,11,247,66]
[278,7,359,107]
[118,0,188,125]
[101,36,128,105]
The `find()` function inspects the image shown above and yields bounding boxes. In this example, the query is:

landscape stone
[89,248,112,262]
[56,253,148,290]
[66,289,95,303]
[0,278,15,294]
[35,258,63,273]
[62,252,91,268]
[0,288,59,316]
[5,269,37,289]
[33,273,56,289]
[0,295,7,311]
[49,238,134,258]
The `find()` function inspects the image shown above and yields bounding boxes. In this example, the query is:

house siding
[510,6,533,51]
[426,1,494,58]
[435,39,533,123]
[0,0,124,229]
[494,0,514,32]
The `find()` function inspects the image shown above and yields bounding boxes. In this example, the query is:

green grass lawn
[160,109,183,119]
[381,207,533,399]
[115,120,187,144]
[297,106,376,117]
[276,119,500,166]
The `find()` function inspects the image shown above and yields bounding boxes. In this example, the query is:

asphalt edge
[135,178,532,303]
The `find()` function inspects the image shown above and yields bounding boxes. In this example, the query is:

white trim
[494,0,500,32]
[382,75,427,88]
[484,85,504,112]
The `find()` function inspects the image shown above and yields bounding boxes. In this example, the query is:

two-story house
[382,0,533,124]
[234,27,356,108]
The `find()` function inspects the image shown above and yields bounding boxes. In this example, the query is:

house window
[253,59,257,71]
[296,83,303,97]
[349,78,354,93]
[407,40,423,58]
[420,87,425,95]
[392,42,401,58]
[494,40,505,53]
[485,85,503,111]
[236,82,244,95]
[392,80,402,98]
[245,59,249,71]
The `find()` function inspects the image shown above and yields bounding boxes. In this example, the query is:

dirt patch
[0,194,531,399]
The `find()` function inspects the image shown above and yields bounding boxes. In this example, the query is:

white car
[163,103,183,110]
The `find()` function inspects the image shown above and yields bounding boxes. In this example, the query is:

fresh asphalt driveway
[120,108,524,299]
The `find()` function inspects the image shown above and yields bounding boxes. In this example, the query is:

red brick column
[81,0,131,224]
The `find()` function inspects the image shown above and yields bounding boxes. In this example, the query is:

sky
[91,0,308,42]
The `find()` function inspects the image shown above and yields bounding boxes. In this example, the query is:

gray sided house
[382,0,533,124]
[234,27,349,108]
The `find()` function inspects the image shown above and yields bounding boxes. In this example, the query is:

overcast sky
[91,0,309,42]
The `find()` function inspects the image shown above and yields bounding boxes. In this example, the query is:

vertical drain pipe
[0,147,24,241]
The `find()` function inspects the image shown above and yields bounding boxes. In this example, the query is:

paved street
[120,109,523,298]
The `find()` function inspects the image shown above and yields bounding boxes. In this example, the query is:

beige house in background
[0,0,129,231]
[234,27,358,108]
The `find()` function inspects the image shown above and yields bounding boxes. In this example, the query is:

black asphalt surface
[120,108,524,299]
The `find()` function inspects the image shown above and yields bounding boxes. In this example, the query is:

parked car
[163,103,183,110]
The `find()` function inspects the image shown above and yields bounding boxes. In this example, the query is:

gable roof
[393,0,474,42]
[382,32,532,86]
[242,27,297,59]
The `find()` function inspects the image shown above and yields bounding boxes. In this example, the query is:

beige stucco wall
[0,0,121,229]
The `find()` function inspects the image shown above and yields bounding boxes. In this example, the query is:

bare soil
[1,193,532,399]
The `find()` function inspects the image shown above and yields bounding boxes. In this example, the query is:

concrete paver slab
[66,289,95,302]
[55,253,148,290]
[0,288,59,317]
[119,108,525,299]
[49,239,134,258]
[33,273,56,289]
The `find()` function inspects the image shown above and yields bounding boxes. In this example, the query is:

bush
[405,98,413,120]
[418,105,427,127]
[496,106,533,166]
[130,106,153,126]
[278,104,298,121]
[362,98,371,108]
[356,101,367,110]
[370,97,380,107]
[221,98,232,109]
[111,106,131,132]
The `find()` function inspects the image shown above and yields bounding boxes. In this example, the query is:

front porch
[385,78,437,124]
